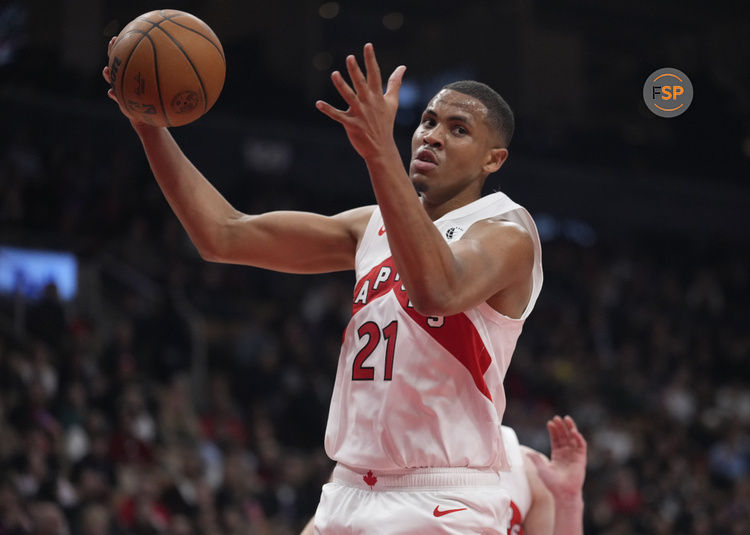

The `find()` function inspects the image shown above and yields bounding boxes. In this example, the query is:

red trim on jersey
[508,500,524,534]
[352,257,492,400]
[352,257,400,315]
[393,289,492,400]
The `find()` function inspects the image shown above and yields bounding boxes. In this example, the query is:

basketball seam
[116,20,168,126]
[142,33,171,127]
[153,25,209,114]
[116,12,222,125]
[157,9,225,63]
[116,31,149,110]
[156,10,182,21]
[162,16,225,64]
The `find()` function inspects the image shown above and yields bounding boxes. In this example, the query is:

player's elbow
[196,244,223,263]
[193,231,232,263]
[196,214,245,263]
[408,288,455,317]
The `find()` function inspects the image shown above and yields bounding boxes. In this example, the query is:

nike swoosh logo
[378,226,386,236]
[433,506,468,517]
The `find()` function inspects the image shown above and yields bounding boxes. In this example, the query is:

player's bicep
[221,206,373,273]
[458,219,533,286]
[443,220,534,310]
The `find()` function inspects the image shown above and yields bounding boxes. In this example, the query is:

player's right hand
[103,36,148,127]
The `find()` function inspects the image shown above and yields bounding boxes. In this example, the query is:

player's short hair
[442,81,514,148]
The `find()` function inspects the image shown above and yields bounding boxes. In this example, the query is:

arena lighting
[0,245,78,301]
[319,2,340,19]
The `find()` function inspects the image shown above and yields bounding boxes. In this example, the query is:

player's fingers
[363,43,382,93]
[315,100,348,124]
[103,66,111,84]
[564,415,587,449]
[330,71,360,110]
[385,65,406,98]
[107,89,129,114]
[104,89,146,126]
[564,415,578,432]
[107,36,116,57]
[566,415,579,440]
[547,420,560,450]
[107,88,134,120]
[107,88,126,109]
[345,54,368,98]
[548,416,565,449]
[561,415,577,443]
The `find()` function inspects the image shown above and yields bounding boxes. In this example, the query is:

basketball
[108,9,225,127]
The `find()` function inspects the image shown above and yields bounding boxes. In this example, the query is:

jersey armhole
[354,206,382,271]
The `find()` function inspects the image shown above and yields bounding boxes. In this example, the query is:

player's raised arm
[317,43,533,318]
[103,39,368,274]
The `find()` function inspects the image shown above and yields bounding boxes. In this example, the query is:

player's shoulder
[463,217,534,257]
[332,205,377,239]
[333,205,377,220]
[469,217,532,237]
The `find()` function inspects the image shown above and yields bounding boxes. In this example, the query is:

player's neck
[420,189,483,221]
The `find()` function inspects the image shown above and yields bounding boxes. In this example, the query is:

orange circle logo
[643,68,693,118]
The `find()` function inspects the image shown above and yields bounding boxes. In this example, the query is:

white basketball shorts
[313,464,510,534]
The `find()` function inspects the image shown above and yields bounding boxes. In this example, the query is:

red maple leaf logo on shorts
[363,470,377,488]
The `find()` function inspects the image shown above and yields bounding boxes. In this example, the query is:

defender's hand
[527,415,587,502]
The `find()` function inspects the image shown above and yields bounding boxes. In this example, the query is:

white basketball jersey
[500,426,532,534]
[324,192,543,472]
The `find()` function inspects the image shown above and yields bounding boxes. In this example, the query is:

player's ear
[483,147,508,175]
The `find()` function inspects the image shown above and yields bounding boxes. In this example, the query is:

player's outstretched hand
[527,415,587,502]
[316,43,406,160]
[102,36,148,127]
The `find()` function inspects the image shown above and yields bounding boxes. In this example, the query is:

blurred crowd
[1,110,749,535]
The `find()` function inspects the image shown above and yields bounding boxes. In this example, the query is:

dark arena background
[1,1,749,533]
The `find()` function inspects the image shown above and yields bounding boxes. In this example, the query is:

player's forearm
[553,494,584,535]
[365,147,459,315]
[133,124,240,260]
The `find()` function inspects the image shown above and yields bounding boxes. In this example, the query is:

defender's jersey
[501,426,532,534]
[324,192,543,472]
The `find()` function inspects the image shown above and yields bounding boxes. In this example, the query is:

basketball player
[103,42,543,533]
[300,415,586,535]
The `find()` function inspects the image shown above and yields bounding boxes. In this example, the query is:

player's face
[409,89,504,205]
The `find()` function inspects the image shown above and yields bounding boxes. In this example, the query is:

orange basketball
[108,9,225,127]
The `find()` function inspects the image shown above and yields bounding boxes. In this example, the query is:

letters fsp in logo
[643,68,693,118]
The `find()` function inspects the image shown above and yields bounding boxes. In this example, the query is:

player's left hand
[316,43,406,160]
[527,415,587,502]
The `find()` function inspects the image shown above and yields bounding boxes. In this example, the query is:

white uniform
[314,427,533,535]
[500,426,532,534]
[316,192,543,534]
